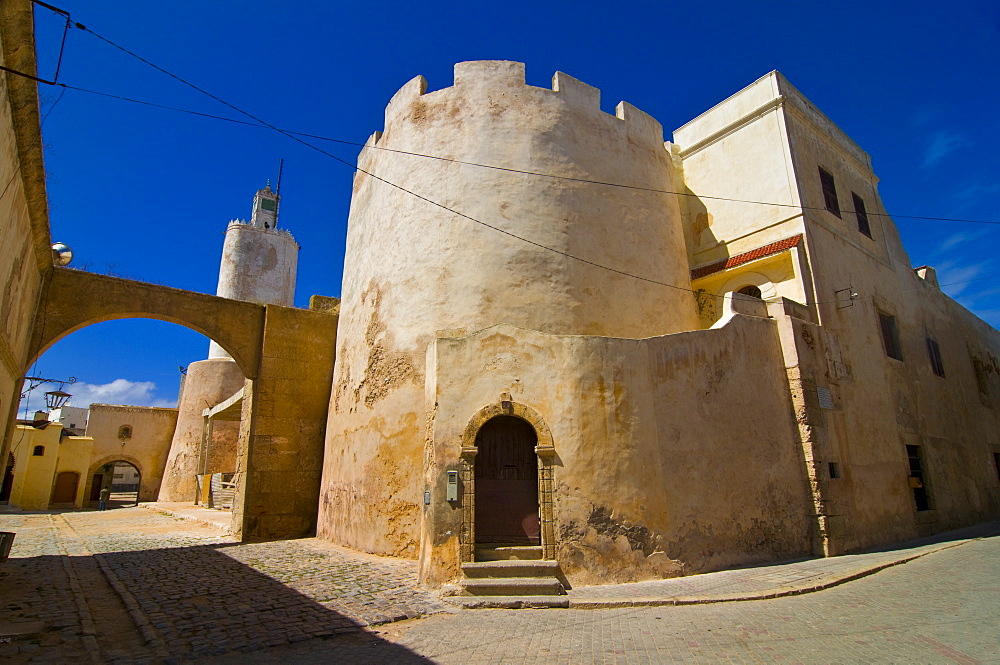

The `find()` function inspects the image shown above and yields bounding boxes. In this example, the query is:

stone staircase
[449,545,568,608]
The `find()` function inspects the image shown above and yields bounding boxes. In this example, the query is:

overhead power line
[46,82,1000,228]
[11,5,1000,309]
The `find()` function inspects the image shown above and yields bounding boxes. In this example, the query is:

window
[828,462,841,479]
[971,356,989,395]
[906,445,931,511]
[994,453,1000,483]
[852,192,871,238]
[118,425,132,440]
[878,312,903,361]
[926,337,945,377]
[32,445,45,457]
[819,167,840,217]
[737,285,762,299]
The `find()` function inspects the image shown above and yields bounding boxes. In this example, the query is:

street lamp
[21,376,76,416]
[43,389,73,410]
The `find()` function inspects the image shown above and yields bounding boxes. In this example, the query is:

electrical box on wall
[446,470,459,502]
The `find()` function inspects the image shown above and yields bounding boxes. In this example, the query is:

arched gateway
[12,267,339,540]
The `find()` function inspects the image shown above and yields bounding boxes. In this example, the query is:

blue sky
[21,0,1000,411]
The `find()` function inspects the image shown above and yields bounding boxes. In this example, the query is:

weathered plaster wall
[0,0,53,484]
[319,60,700,558]
[420,315,812,586]
[159,359,244,501]
[83,404,178,503]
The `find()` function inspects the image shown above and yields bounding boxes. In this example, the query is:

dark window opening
[32,445,45,457]
[737,285,762,299]
[852,192,871,237]
[907,445,931,512]
[879,312,903,361]
[994,453,1000,484]
[828,462,841,479]
[819,167,840,217]
[926,337,945,377]
[972,356,989,395]
[118,425,132,440]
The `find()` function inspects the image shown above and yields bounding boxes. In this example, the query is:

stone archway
[85,453,145,505]
[28,267,266,378]
[458,396,556,562]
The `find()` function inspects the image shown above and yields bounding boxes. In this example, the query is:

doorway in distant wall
[0,453,14,502]
[474,416,540,545]
[107,460,141,507]
[51,471,80,505]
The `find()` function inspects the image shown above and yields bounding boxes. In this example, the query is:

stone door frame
[458,395,556,562]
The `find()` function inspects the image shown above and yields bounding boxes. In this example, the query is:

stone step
[445,595,570,609]
[460,576,565,596]
[462,560,561,578]
[475,545,543,561]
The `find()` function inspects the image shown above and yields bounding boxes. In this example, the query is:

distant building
[1,404,177,510]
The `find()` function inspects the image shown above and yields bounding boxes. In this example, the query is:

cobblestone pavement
[0,508,449,663]
[2,507,997,663]
[205,532,1000,664]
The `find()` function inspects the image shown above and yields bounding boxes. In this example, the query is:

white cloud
[921,130,971,169]
[20,378,176,414]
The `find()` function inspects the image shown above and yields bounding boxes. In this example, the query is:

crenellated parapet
[376,60,666,151]
[225,218,298,246]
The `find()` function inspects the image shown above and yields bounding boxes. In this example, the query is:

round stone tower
[159,185,299,501]
[318,62,698,558]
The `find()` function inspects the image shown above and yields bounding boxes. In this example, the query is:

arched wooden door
[51,471,80,504]
[474,416,539,544]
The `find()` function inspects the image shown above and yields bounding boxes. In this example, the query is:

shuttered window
[879,312,903,361]
[819,167,840,217]
[852,192,871,238]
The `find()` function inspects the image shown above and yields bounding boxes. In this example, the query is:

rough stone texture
[320,60,700,561]
[232,304,338,540]
[158,359,245,502]
[0,0,51,503]
[423,316,812,587]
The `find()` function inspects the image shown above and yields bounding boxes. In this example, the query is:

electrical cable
[52,82,1000,228]
[12,12,1000,308]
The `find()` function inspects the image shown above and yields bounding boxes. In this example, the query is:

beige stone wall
[158,359,244,501]
[83,404,179,503]
[420,315,811,586]
[0,0,52,482]
[232,304,338,539]
[319,61,700,558]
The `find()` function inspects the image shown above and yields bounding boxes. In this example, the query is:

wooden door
[474,416,540,544]
[52,472,79,504]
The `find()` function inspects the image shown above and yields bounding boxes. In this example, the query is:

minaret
[159,184,299,502]
[208,184,299,358]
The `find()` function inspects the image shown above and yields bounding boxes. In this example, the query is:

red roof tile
[690,234,802,281]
